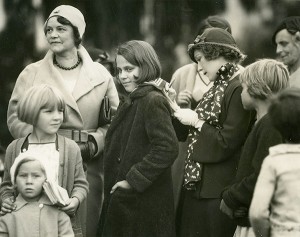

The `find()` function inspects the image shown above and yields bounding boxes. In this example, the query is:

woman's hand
[220,199,233,219]
[0,196,16,215]
[177,89,192,107]
[174,108,200,126]
[60,197,80,217]
[78,141,96,162]
[110,180,132,194]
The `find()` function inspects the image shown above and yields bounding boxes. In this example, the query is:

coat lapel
[72,46,106,101]
[106,85,156,139]
[35,51,81,114]
[106,98,132,139]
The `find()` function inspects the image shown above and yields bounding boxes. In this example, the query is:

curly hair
[197,44,245,63]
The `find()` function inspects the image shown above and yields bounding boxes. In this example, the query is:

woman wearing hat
[170,15,233,214]
[6,5,119,237]
[173,28,254,237]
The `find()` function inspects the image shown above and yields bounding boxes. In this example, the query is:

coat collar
[106,85,158,139]
[14,193,53,212]
[35,45,107,115]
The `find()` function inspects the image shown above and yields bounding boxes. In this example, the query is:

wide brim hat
[272,16,300,44]
[44,5,86,38]
[188,28,242,63]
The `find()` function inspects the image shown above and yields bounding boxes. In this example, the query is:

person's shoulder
[58,135,80,150]
[174,63,196,74]
[257,114,274,128]
[6,137,25,153]
[21,60,44,74]
[172,63,196,79]
[142,89,171,111]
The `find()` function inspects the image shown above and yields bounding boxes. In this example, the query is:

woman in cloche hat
[173,28,254,237]
[5,5,119,237]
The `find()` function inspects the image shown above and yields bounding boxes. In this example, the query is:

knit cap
[10,150,52,185]
[45,5,86,38]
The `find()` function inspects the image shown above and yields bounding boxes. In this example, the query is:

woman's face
[194,49,226,82]
[116,55,139,93]
[45,17,76,55]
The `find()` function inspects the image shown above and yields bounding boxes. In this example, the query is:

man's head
[272,16,300,72]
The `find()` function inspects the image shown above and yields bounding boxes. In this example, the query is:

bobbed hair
[116,40,161,84]
[269,88,300,143]
[17,84,68,126]
[239,59,289,100]
[44,16,82,48]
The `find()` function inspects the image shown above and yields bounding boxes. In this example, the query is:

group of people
[0,4,299,237]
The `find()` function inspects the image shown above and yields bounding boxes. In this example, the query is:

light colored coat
[250,144,300,237]
[7,45,119,156]
[6,45,119,236]
[0,194,74,237]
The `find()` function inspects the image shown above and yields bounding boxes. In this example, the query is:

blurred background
[0,0,300,150]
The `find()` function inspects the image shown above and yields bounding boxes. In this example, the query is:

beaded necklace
[53,56,82,70]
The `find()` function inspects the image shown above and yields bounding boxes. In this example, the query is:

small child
[220,59,289,237]
[0,151,74,236]
[0,84,88,237]
[250,87,300,237]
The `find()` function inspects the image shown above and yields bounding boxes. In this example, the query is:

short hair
[269,88,300,143]
[272,16,300,44]
[239,59,289,100]
[197,15,232,36]
[17,84,68,126]
[44,16,81,48]
[116,40,161,84]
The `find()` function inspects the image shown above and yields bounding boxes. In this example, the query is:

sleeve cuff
[195,119,205,131]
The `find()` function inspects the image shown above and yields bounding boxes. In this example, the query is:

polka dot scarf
[183,63,239,190]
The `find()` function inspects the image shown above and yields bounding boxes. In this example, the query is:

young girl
[100,40,178,237]
[0,84,88,237]
[250,88,300,237]
[220,59,289,237]
[0,151,74,237]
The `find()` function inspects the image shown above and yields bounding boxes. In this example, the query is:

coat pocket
[103,188,139,237]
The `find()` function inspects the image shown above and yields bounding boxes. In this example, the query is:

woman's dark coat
[101,85,179,237]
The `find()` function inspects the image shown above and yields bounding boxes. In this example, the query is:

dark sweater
[222,114,283,226]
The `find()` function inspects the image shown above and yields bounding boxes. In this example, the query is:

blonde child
[0,84,88,237]
[220,59,289,237]
[0,151,74,236]
[250,88,300,237]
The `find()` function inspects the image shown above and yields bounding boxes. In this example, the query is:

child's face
[241,82,255,110]
[16,160,46,202]
[35,106,63,136]
[116,55,139,93]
